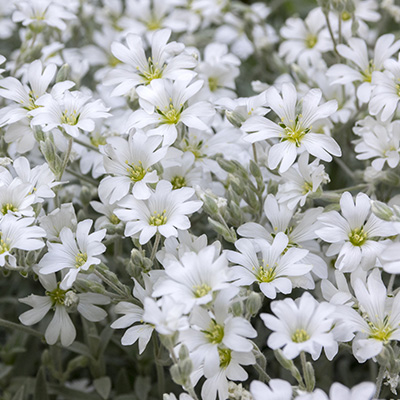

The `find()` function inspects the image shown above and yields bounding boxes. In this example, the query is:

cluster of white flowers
[1,0,400,399]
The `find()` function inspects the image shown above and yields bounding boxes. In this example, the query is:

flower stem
[388,274,396,294]
[153,336,165,398]
[252,143,258,163]
[0,318,43,339]
[150,232,161,262]
[73,137,100,152]
[323,12,339,57]
[58,137,74,181]
[93,268,129,299]
[375,364,386,398]
[253,362,271,383]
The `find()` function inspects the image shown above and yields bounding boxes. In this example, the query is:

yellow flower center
[146,15,162,30]
[139,57,164,84]
[0,234,10,254]
[280,115,310,147]
[291,329,310,343]
[204,320,224,344]
[302,181,313,195]
[218,348,232,369]
[90,135,107,147]
[208,76,218,92]
[341,11,352,21]
[46,284,67,307]
[75,252,88,268]
[149,210,167,226]
[1,203,17,215]
[157,103,181,125]
[171,175,186,189]
[256,263,277,283]
[361,60,375,83]
[305,34,318,49]
[109,214,120,225]
[61,109,79,125]
[348,227,367,246]
[193,283,212,298]
[126,161,146,182]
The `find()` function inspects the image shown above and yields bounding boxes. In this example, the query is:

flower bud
[225,110,246,128]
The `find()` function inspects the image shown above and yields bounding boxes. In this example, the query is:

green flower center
[280,115,310,147]
[180,138,205,159]
[126,161,146,182]
[291,329,310,343]
[302,181,313,195]
[146,15,162,31]
[208,76,218,92]
[139,57,164,84]
[218,348,232,369]
[61,110,79,125]
[204,320,224,344]
[341,11,352,21]
[171,175,186,189]
[0,234,10,254]
[46,284,67,307]
[369,317,394,343]
[90,135,107,147]
[1,203,17,215]
[193,283,212,298]
[149,210,167,226]
[256,263,277,283]
[348,227,367,246]
[305,34,317,49]
[361,60,375,83]
[109,214,120,225]
[75,252,88,268]
[157,103,182,125]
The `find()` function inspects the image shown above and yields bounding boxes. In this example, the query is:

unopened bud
[371,200,394,221]
[56,64,71,83]
[225,110,246,128]
[246,292,263,316]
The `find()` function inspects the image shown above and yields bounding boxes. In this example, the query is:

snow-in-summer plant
[2,0,400,399]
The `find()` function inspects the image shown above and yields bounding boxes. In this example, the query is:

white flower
[336,269,400,362]
[354,117,400,170]
[0,178,36,218]
[0,215,45,267]
[296,382,375,400]
[196,43,240,101]
[242,83,341,173]
[276,153,329,209]
[38,219,106,289]
[316,192,397,272]
[327,34,400,103]
[180,289,257,369]
[39,203,77,242]
[153,245,232,312]
[111,275,154,354]
[1,157,59,203]
[161,152,205,190]
[98,131,166,203]
[19,272,109,347]
[261,292,337,360]
[31,90,110,137]
[226,233,312,299]
[0,60,57,126]
[279,8,332,69]
[250,379,292,400]
[115,180,202,245]
[12,0,76,31]
[200,349,255,400]
[143,296,189,336]
[105,28,197,96]
[238,195,328,279]
[128,78,215,146]
[370,54,400,121]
